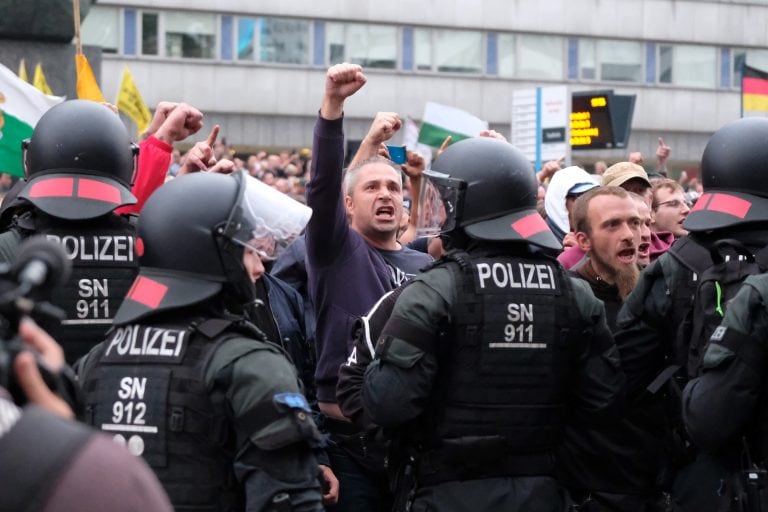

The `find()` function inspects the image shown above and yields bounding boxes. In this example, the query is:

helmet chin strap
[440,229,471,251]
[215,236,256,307]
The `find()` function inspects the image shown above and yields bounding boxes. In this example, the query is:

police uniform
[78,309,323,512]
[76,171,322,511]
[362,137,625,512]
[615,117,768,512]
[682,273,768,512]
[0,100,140,364]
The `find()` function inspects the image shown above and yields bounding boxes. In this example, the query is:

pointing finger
[206,124,220,147]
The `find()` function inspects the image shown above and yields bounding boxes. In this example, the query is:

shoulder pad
[667,237,713,274]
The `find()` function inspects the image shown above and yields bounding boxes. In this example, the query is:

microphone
[11,236,71,298]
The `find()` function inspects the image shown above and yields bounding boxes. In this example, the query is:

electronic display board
[570,90,635,150]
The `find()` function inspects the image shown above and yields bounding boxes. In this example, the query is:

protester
[305,62,434,511]
[571,186,642,329]
[651,179,690,238]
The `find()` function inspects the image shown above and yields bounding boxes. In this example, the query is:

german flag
[742,64,768,114]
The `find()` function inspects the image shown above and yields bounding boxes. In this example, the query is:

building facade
[80,0,768,170]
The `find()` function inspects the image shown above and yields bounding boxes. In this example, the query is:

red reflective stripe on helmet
[77,178,122,204]
[705,193,751,219]
[689,193,712,212]
[511,213,548,238]
[126,276,167,309]
[28,178,74,198]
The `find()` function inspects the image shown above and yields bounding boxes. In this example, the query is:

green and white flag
[417,101,488,148]
[0,62,64,177]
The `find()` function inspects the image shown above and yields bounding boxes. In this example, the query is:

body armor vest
[30,212,138,363]
[81,318,244,512]
[416,250,581,483]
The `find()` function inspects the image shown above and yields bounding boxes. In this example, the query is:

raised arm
[306,64,367,265]
[349,111,402,167]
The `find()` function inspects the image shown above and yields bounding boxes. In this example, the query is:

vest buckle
[170,406,184,432]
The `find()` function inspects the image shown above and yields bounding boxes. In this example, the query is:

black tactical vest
[81,318,244,512]
[32,212,138,363]
[416,251,581,483]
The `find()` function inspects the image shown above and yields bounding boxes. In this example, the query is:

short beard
[590,250,640,301]
[615,263,640,301]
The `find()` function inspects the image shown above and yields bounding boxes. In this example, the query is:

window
[164,12,216,59]
[598,40,643,82]
[414,28,432,71]
[237,18,256,60]
[579,38,643,82]
[433,29,482,73]
[659,45,717,87]
[517,35,563,79]
[497,34,515,77]
[259,18,310,65]
[81,6,120,53]
[141,12,158,56]
[327,23,397,69]
[733,48,768,87]
[578,39,596,79]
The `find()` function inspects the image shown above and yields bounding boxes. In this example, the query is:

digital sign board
[570,90,636,150]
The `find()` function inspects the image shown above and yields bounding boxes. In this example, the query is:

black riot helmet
[113,171,312,324]
[18,100,138,220]
[685,117,768,231]
[416,137,560,251]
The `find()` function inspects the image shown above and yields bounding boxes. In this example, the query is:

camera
[0,236,70,405]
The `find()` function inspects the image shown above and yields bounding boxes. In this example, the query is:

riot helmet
[416,137,560,251]
[113,171,312,324]
[685,117,768,231]
[18,100,137,220]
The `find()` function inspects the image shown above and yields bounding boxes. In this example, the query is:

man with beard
[558,187,667,511]
[571,186,642,330]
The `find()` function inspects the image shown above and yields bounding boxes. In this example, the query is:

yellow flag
[33,63,54,95]
[75,53,105,103]
[116,66,152,135]
[18,59,28,82]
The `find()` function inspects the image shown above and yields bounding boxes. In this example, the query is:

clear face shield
[220,171,312,261]
[415,170,466,238]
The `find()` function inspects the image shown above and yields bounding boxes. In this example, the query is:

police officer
[362,137,625,512]
[0,100,140,364]
[682,271,768,512]
[77,171,325,511]
[615,117,768,512]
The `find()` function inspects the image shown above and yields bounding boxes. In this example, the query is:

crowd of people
[3,62,768,512]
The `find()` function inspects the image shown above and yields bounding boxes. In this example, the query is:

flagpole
[741,60,745,118]
[73,0,82,55]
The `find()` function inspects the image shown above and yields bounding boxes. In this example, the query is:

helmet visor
[223,171,312,261]
[415,170,465,238]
